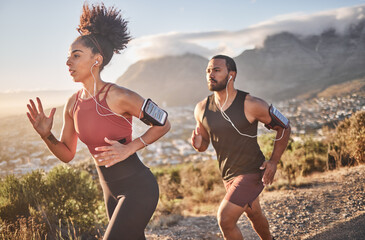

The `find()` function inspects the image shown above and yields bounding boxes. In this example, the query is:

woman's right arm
[27,95,78,163]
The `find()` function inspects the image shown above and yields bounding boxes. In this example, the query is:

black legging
[97,154,159,240]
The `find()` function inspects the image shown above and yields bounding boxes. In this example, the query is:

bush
[150,159,224,219]
[44,166,102,232]
[0,175,29,223]
[326,111,365,168]
[259,133,327,187]
[0,216,47,240]
[0,165,106,239]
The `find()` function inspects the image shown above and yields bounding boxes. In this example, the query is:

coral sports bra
[73,83,132,155]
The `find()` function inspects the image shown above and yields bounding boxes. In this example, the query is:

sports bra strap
[95,83,110,101]
[100,83,114,102]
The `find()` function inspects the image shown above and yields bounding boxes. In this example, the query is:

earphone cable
[82,63,133,127]
[216,76,285,141]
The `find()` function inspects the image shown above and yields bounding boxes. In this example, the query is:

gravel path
[145,164,365,240]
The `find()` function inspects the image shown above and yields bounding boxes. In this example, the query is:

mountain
[234,20,365,100]
[116,20,365,105]
[116,54,210,106]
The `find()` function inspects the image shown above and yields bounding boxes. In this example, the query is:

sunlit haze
[1,0,365,92]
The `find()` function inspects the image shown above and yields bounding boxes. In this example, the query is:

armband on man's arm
[264,104,289,130]
[140,98,168,126]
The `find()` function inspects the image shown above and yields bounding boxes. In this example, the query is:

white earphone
[95,60,99,64]
[229,75,232,80]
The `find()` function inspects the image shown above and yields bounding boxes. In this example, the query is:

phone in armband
[265,104,289,129]
[140,98,168,126]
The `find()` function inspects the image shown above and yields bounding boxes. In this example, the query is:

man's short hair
[211,55,237,73]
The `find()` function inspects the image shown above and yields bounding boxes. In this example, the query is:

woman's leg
[103,169,159,240]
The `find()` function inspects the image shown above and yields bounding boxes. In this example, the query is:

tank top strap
[237,90,249,107]
[238,90,248,99]
[202,94,212,122]
[100,83,114,102]
[72,90,82,117]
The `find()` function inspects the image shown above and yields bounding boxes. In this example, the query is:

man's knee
[217,199,246,233]
[217,211,236,231]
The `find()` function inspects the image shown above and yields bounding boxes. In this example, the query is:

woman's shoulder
[107,83,141,101]
[64,90,81,116]
[108,83,129,93]
[64,91,78,106]
[105,83,144,115]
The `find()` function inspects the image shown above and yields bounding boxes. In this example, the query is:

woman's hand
[27,97,56,138]
[94,137,134,168]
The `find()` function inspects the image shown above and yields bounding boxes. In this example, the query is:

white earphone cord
[83,63,133,127]
[216,77,285,141]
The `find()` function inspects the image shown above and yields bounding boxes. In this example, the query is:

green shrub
[259,132,328,187]
[0,175,30,222]
[44,166,102,232]
[326,111,365,168]
[151,159,223,217]
[0,165,106,239]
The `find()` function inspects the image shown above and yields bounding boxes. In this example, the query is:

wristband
[139,137,149,148]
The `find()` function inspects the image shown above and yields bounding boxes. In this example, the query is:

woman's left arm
[94,86,171,167]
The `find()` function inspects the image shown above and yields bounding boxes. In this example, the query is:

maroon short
[223,172,264,208]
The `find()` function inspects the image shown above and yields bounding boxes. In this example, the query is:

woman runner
[26,3,170,239]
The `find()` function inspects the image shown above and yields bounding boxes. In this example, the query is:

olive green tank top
[202,90,265,181]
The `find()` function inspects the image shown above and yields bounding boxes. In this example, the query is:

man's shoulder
[244,93,270,120]
[194,96,211,120]
[244,93,266,105]
[195,97,208,111]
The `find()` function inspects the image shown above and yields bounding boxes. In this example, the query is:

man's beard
[208,75,229,91]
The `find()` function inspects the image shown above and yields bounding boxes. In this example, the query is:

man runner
[191,55,290,240]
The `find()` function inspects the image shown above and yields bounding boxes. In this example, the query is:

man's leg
[244,196,273,240]
[217,199,247,240]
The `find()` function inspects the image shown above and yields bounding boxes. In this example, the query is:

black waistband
[95,153,148,183]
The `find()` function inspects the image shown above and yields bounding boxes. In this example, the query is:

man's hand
[260,160,278,186]
[191,127,203,150]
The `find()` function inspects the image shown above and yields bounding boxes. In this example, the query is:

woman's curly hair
[76,3,131,69]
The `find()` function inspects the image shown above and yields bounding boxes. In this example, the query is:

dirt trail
[146,165,365,240]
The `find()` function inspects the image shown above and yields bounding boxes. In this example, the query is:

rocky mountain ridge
[117,20,365,105]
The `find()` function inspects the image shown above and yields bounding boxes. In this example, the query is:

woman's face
[66,40,97,83]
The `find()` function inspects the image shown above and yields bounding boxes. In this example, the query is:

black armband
[140,98,168,126]
[264,104,289,130]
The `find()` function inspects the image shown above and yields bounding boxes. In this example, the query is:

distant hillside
[0,90,73,118]
[316,78,365,98]
[117,20,365,105]
[298,78,365,99]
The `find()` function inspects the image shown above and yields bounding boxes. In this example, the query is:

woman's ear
[95,55,103,66]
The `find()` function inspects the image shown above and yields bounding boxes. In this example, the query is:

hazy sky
[1,0,365,92]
